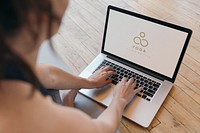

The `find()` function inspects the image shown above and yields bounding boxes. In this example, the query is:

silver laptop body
[79,5,192,127]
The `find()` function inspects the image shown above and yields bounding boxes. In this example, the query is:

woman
[0,0,142,133]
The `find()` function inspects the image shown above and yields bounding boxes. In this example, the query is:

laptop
[79,5,192,127]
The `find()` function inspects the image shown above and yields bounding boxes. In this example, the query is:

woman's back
[0,80,95,133]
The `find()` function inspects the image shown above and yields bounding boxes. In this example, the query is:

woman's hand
[113,77,142,109]
[63,89,80,107]
[88,66,116,88]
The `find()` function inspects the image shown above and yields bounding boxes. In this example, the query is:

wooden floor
[52,0,200,132]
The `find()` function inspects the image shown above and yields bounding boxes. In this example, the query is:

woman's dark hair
[0,0,60,90]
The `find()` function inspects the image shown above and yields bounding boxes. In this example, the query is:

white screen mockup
[104,10,188,78]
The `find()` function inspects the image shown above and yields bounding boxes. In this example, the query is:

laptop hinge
[107,55,165,81]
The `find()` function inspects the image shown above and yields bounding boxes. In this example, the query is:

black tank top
[3,60,63,104]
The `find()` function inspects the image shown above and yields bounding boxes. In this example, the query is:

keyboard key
[124,75,128,78]
[144,91,153,97]
[140,82,144,85]
[153,83,159,88]
[143,87,148,90]
[149,86,153,89]
[148,89,156,94]
[142,95,147,99]
[146,98,151,101]
[144,83,148,87]
[112,80,118,85]
[156,82,160,85]
[153,87,158,91]
[132,74,136,78]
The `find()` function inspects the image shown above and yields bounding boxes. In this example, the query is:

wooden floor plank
[183,54,200,76]
[147,117,161,130]
[174,91,200,120]
[186,44,200,64]
[163,96,200,133]
[53,33,88,74]
[169,85,182,98]
[85,0,108,15]
[179,64,200,83]
[67,1,102,43]
[166,15,200,41]
[59,20,95,64]
[189,38,200,52]
[150,106,188,133]
[119,121,130,133]
[61,17,100,56]
[176,75,200,104]
[120,0,161,18]
[53,35,80,74]
[120,118,150,133]
[133,0,172,19]
[74,0,105,24]
[171,0,200,22]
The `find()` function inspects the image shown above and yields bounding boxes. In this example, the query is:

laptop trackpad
[80,84,114,106]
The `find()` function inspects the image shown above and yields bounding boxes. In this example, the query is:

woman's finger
[133,87,143,94]
[102,71,117,77]
[102,66,114,71]
[121,77,128,83]
[104,78,113,84]
[132,80,137,88]
[127,78,134,85]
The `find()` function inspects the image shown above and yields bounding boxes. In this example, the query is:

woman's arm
[59,78,142,133]
[93,78,142,132]
[36,64,91,89]
[35,64,115,90]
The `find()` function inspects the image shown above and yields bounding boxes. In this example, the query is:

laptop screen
[104,8,189,79]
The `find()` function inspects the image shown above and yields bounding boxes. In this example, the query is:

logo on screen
[132,32,148,53]
[133,32,148,47]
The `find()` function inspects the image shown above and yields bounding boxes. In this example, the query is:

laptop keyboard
[94,60,161,101]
